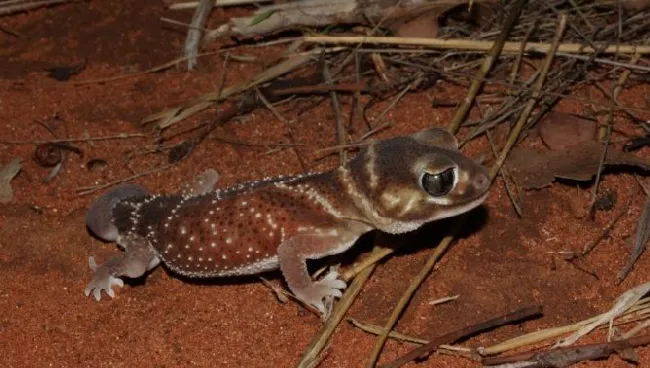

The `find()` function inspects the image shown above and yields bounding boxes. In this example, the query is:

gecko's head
[350,127,490,233]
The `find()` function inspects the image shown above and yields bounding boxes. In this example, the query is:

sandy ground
[1,1,650,367]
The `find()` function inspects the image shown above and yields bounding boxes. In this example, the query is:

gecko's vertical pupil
[421,168,455,196]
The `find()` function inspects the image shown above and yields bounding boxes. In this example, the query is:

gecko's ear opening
[411,128,458,150]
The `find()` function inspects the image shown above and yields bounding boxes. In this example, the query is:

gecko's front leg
[277,228,361,317]
[84,233,160,301]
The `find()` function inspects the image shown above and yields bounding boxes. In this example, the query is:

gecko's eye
[421,168,455,197]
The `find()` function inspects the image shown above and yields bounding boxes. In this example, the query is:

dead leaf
[538,111,597,150]
[507,142,650,189]
[0,158,22,203]
[205,0,495,39]
[392,9,440,38]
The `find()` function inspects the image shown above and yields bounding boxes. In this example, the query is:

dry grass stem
[366,4,535,365]
[304,35,650,55]
[183,0,213,70]
[0,133,147,145]
[296,246,382,368]
[143,54,313,129]
[365,220,466,368]
[167,0,260,10]
[76,164,174,196]
[348,317,428,345]
[0,0,70,16]
[481,295,650,356]
[489,14,567,181]
[448,0,526,134]
[70,51,224,85]
[341,246,394,282]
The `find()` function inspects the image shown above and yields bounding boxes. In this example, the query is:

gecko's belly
[138,198,290,277]
[148,221,285,277]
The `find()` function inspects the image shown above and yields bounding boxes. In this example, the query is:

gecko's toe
[84,257,124,301]
[315,270,346,297]
[312,301,326,316]
[88,256,98,271]
[294,270,347,317]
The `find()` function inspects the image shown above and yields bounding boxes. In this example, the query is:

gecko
[83,127,490,316]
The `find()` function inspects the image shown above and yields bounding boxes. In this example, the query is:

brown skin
[84,128,490,316]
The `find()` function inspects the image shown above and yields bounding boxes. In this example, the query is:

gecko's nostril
[473,171,489,191]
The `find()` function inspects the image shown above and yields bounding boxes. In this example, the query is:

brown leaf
[392,9,440,38]
[507,142,650,189]
[538,111,597,150]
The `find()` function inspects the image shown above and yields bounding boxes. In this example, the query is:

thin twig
[563,199,631,264]
[168,0,261,10]
[160,17,211,32]
[0,133,147,145]
[296,245,382,368]
[304,36,650,55]
[75,164,174,196]
[364,217,466,368]
[323,60,346,166]
[382,306,543,368]
[348,317,428,345]
[618,196,650,283]
[486,129,522,217]
[183,0,213,70]
[366,6,537,366]
[482,333,650,367]
[370,75,424,131]
[341,246,394,282]
[70,50,224,85]
[448,0,526,134]
[507,21,536,93]
[588,102,614,216]
[0,0,70,16]
[554,52,650,73]
[480,296,650,356]
[254,87,290,124]
[352,47,650,73]
[489,14,567,181]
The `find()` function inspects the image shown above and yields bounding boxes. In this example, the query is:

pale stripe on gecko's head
[348,127,490,232]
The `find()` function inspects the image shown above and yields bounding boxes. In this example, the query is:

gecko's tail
[86,184,149,242]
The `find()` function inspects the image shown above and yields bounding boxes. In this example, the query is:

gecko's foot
[298,270,347,317]
[84,256,124,301]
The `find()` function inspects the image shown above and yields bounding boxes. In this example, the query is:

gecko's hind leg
[85,234,160,301]
[180,169,219,196]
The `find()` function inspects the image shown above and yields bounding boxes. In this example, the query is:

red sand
[1,2,650,367]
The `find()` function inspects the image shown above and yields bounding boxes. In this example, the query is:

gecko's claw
[84,256,124,301]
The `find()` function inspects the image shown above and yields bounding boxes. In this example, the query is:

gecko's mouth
[460,190,490,210]
[435,190,490,221]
